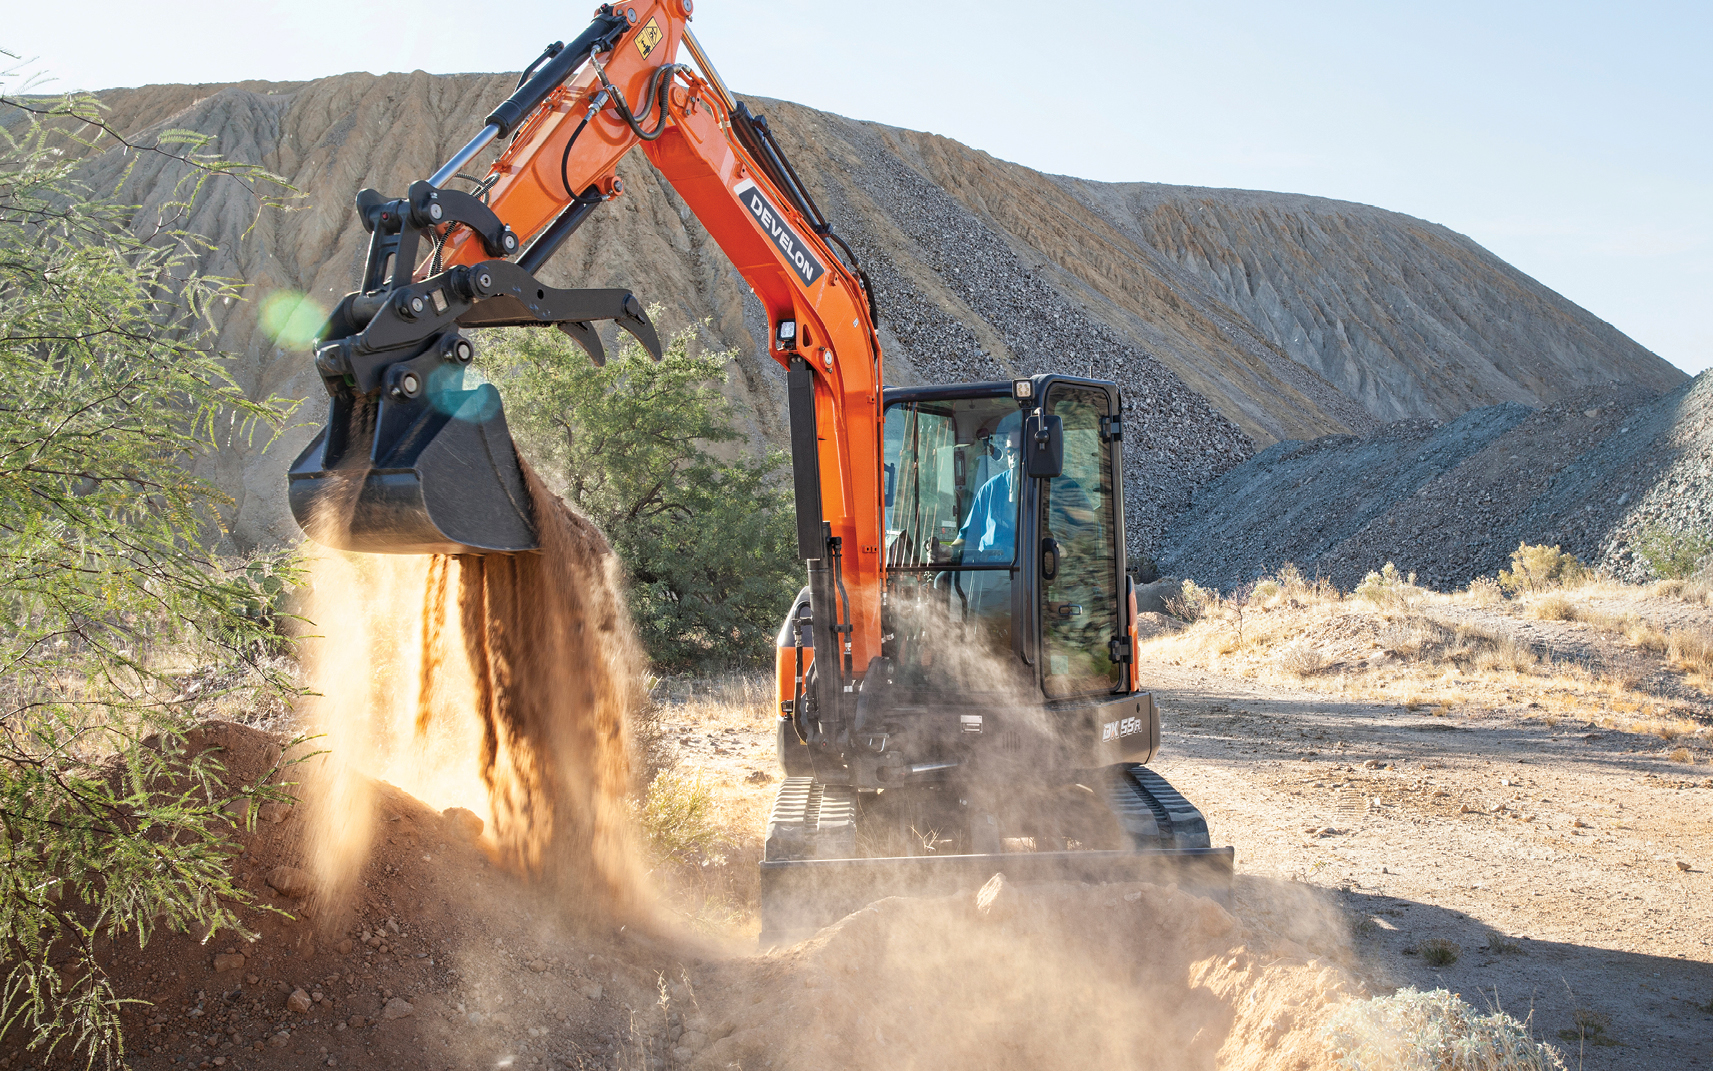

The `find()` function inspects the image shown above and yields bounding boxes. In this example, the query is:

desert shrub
[1329,987,1565,1071]
[483,325,800,671]
[0,71,300,1066]
[1380,615,1455,660]
[1355,563,1421,608]
[1557,1008,1617,1048]
[636,769,720,862]
[1655,578,1713,605]
[1420,938,1461,967]
[1498,543,1584,595]
[1475,635,1538,674]
[1165,579,1217,623]
[1636,524,1713,580]
[1626,620,1671,652]
[1464,576,1504,605]
[1252,562,1329,607]
[1529,594,1577,621]
[1278,643,1328,677]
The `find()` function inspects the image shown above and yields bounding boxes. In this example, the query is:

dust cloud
[287,465,1367,1071]
[295,461,647,921]
[690,875,1360,1071]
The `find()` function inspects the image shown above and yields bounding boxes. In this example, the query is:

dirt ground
[1151,665,1713,1070]
[648,659,1713,1070]
[14,585,1713,1070]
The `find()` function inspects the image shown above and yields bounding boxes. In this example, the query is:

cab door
[1037,383,1123,699]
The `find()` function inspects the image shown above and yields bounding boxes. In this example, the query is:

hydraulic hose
[589,53,686,142]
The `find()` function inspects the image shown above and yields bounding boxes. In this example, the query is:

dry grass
[1670,747,1694,763]
[1669,628,1713,669]
[1475,635,1539,674]
[1598,651,1648,692]
[1652,718,1701,743]
[1463,575,1505,606]
[1277,643,1328,677]
[1139,570,1713,745]
[1529,593,1577,621]
[1654,578,1713,605]
[1558,1007,1619,1048]
[1329,988,1566,1071]
[1419,938,1461,967]
[1627,620,1672,653]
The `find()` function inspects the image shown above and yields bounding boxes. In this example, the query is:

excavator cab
[880,377,1126,701]
[853,375,1140,781]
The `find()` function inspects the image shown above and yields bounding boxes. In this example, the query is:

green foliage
[1354,562,1420,608]
[635,768,720,862]
[1635,524,1712,580]
[1328,987,1565,1070]
[0,65,299,1066]
[1498,543,1584,595]
[482,324,800,671]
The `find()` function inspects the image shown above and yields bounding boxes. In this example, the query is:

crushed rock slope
[15,73,1682,561]
[1160,370,1713,590]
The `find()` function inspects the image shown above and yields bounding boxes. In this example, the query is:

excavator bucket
[287,258,661,555]
[288,384,538,555]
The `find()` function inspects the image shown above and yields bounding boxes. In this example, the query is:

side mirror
[1024,412,1063,479]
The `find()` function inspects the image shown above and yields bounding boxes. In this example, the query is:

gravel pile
[806,111,1255,561]
[1160,372,1712,590]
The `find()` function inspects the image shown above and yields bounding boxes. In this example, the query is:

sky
[7,0,1709,374]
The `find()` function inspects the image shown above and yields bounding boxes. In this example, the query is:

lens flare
[260,290,330,349]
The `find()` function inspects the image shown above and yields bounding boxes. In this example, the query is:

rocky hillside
[1160,371,1713,590]
[10,72,1684,557]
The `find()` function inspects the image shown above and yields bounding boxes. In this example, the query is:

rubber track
[1105,764,1212,850]
[765,777,856,861]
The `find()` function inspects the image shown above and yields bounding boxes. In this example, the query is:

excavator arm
[289,0,884,744]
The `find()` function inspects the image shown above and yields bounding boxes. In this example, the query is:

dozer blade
[758,845,1235,944]
[756,764,1233,944]
[288,386,537,555]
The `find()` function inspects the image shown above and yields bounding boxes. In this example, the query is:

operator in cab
[940,412,1021,651]
[957,418,1020,563]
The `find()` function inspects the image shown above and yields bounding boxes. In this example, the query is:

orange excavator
[288,0,1231,938]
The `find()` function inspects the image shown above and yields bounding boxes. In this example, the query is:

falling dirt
[296,460,647,926]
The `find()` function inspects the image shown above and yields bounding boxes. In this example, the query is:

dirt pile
[1161,370,1713,590]
[47,720,674,1071]
[685,875,1361,1071]
[9,72,1682,561]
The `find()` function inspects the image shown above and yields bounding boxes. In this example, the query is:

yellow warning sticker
[635,18,663,60]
